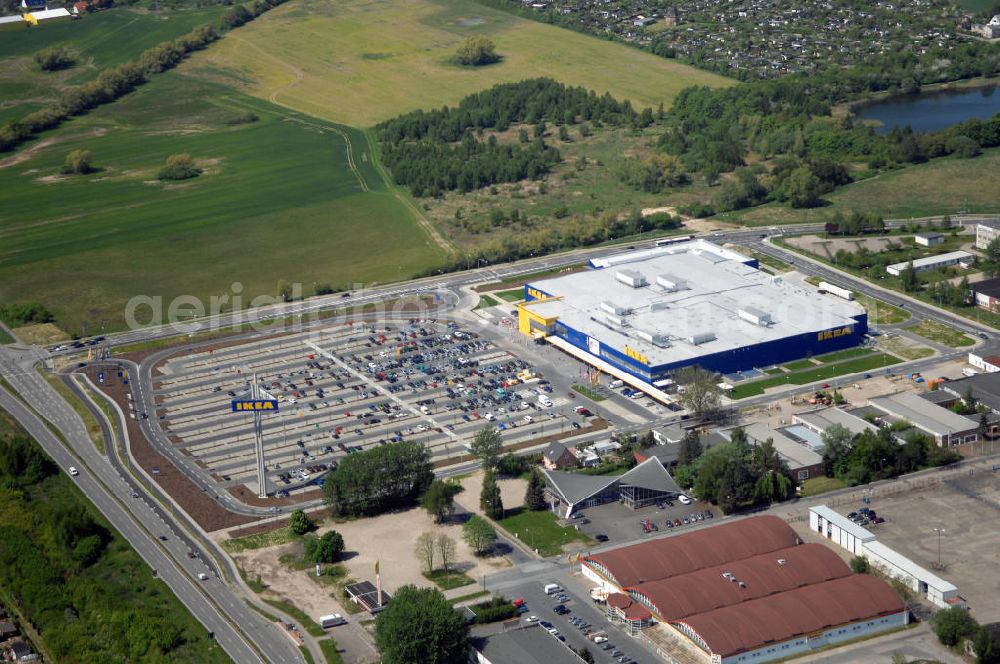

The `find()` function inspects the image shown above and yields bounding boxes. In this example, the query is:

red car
[513,598,525,607]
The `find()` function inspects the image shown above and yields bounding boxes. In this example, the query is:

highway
[0,349,307,664]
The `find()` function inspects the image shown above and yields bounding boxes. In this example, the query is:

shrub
[945,135,981,159]
[471,596,517,623]
[849,555,870,574]
[63,149,94,175]
[157,153,202,181]
[455,37,500,66]
[35,46,75,72]
[931,606,979,646]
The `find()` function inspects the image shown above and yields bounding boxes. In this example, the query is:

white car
[677,494,692,505]
[592,635,608,644]
[525,615,538,623]
[523,415,534,423]
[68,466,79,477]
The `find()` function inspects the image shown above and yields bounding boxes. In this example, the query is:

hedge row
[0,0,289,153]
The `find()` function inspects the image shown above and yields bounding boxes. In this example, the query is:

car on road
[525,615,538,622]
[68,466,79,477]
[198,573,209,580]
[157,535,168,541]
[595,533,609,542]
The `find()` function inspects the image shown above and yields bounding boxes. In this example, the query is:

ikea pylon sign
[231,400,279,412]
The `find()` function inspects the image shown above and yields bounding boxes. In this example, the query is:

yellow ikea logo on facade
[624,345,650,365]
[527,288,546,300]
[817,326,853,341]
[231,400,278,412]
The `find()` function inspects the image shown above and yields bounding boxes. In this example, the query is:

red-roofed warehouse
[579,516,909,664]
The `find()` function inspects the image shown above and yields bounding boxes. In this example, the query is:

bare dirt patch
[11,323,70,345]
[232,506,513,619]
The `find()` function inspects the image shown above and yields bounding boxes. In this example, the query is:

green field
[717,148,1000,226]
[0,74,443,333]
[423,569,476,590]
[909,320,975,348]
[0,7,225,123]
[783,358,818,371]
[815,347,874,364]
[185,0,731,127]
[800,476,847,497]
[497,507,591,557]
[473,294,502,310]
[730,352,902,399]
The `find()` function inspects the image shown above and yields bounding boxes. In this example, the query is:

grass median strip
[730,352,902,399]
[262,598,326,637]
[222,526,297,553]
[571,384,606,401]
[909,320,975,348]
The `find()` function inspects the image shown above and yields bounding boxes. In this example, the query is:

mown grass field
[0,73,443,334]
[730,352,902,399]
[497,506,591,557]
[909,320,975,348]
[717,148,1000,226]
[0,7,225,123]
[184,0,732,127]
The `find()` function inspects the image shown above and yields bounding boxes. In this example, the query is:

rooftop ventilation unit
[600,301,632,316]
[738,581,747,588]
[650,302,671,312]
[722,572,735,581]
[738,307,772,327]
[687,332,716,346]
[605,314,630,328]
[777,559,787,566]
[656,273,687,292]
[636,329,671,348]
[615,269,648,288]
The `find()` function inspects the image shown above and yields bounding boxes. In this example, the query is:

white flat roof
[810,505,876,542]
[863,541,957,593]
[887,251,973,272]
[526,242,865,368]
[869,391,978,436]
[742,422,822,469]
[794,407,878,438]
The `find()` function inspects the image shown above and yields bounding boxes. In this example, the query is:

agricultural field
[716,148,1000,226]
[0,6,226,123]
[0,73,443,335]
[183,0,731,127]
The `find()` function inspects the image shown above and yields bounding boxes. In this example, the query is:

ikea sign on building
[231,400,279,412]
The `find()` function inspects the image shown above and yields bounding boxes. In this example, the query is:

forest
[376,78,652,197]
[0,413,225,663]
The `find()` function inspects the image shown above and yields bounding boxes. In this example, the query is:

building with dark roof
[470,624,585,664]
[582,515,799,588]
[543,456,681,517]
[580,516,908,664]
[972,277,1000,313]
[943,372,1000,415]
[541,441,578,470]
[626,544,850,622]
[675,575,906,663]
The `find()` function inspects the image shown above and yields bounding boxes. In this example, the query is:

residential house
[542,441,578,470]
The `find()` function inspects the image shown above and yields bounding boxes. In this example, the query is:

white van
[538,395,552,408]
[609,379,624,389]
[319,614,347,628]
[543,583,562,595]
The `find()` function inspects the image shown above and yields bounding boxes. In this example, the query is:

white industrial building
[809,505,875,555]
[885,251,973,276]
[809,506,965,610]
[976,220,1000,250]
[868,391,980,446]
[792,407,878,440]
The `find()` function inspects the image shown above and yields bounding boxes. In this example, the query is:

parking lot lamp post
[933,527,945,568]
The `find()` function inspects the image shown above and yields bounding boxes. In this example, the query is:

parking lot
[569,496,717,546]
[152,319,595,497]
[506,574,656,664]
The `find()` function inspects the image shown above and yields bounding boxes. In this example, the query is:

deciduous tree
[374,585,469,664]
[462,515,497,555]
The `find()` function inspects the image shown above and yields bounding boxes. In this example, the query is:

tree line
[0,0,290,154]
[375,78,651,197]
[659,42,1000,211]
[322,440,433,517]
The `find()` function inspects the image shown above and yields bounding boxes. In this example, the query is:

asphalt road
[0,349,305,664]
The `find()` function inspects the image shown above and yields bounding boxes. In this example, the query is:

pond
[854,84,1000,135]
